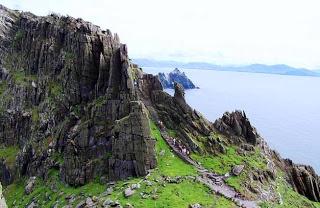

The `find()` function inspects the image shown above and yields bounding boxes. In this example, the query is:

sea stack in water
[157,68,197,89]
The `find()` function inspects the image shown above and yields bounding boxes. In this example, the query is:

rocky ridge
[0,4,156,187]
[139,70,320,204]
[0,4,319,207]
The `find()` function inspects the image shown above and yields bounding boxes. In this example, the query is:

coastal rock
[174,82,186,103]
[158,68,197,89]
[214,110,258,145]
[139,74,213,152]
[283,159,320,202]
[1,4,320,206]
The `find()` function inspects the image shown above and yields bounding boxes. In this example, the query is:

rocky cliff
[157,68,197,89]
[213,110,320,203]
[0,4,319,207]
[0,4,156,187]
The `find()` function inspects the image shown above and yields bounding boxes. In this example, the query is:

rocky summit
[0,4,156,186]
[157,68,197,89]
[0,4,320,208]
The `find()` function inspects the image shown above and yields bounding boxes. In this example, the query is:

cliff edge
[0,4,319,208]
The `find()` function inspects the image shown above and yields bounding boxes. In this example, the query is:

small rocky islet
[0,4,319,208]
[157,68,198,89]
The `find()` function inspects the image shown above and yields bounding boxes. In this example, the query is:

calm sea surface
[143,67,320,173]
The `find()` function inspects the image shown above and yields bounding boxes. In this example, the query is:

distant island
[158,68,197,89]
[134,58,320,77]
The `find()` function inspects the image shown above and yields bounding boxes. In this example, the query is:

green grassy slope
[4,120,236,208]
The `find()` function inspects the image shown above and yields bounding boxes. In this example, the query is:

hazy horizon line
[132,57,320,71]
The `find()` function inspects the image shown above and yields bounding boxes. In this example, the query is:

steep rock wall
[0,4,156,186]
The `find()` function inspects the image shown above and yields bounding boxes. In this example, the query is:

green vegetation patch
[0,146,19,167]
[191,145,267,193]
[107,177,237,208]
[94,96,107,107]
[260,171,320,208]
[49,81,63,98]
[191,146,267,175]
[4,170,106,208]
[13,30,25,48]
[11,70,37,86]
[4,120,237,208]
[0,81,8,95]
[31,107,40,123]
[150,120,197,177]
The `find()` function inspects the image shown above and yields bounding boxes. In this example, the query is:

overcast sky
[1,0,320,69]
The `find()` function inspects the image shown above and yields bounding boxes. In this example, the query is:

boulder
[25,176,36,195]
[75,201,86,208]
[26,201,37,208]
[85,197,94,207]
[232,165,245,176]
[124,188,135,198]
[103,199,113,206]
[189,203,202,208]
[131,183,141,190]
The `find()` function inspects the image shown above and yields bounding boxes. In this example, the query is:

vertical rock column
[109,101,156,180]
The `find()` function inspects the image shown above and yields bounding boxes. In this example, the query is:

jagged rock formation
[214,111,320,202]
[214,111,259,145]
[158,68,197,89]
[282,159,320,202]
[0,4,156,186]
[0,4,319,206]
[138,71,213,153]
[0,182,7,208]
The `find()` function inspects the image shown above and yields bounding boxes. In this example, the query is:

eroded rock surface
[0,4,319,206]
[0,4,155,186]
[137,74,213,153]
[214,110,258,145]
[283,159,320,202]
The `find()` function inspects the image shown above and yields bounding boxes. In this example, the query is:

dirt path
[160,130,258,208]
[139,94,259,207]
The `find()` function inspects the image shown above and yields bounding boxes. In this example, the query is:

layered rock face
[138,75,213,153]
[0,5,156,186]
[1,4,319,205]
[283,159,320,202]
[157,68,197,89]
[214,111,258,145]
